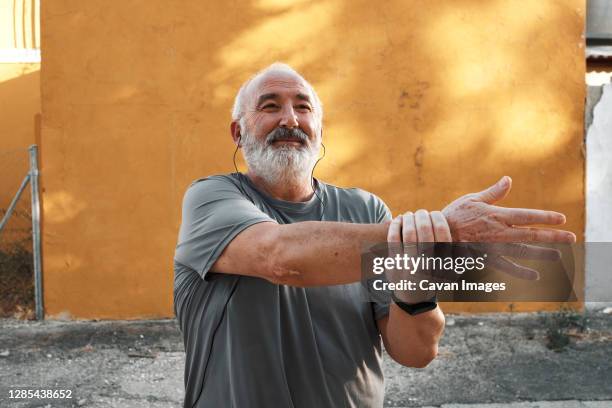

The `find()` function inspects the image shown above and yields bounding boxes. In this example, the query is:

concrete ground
[1,310,611,408]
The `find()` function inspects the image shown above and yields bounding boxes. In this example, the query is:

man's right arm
[211,221,390,287]
[210,177,576,287]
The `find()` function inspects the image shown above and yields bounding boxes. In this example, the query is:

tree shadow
[39,0,586,317]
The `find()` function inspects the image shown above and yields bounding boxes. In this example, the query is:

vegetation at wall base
[0,240,34,319]
[544,307,589,352]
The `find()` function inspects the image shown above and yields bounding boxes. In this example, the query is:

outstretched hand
[442,176,576,243]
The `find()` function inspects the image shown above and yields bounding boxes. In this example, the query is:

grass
[543,307,588,352]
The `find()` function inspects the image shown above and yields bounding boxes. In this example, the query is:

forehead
[247,70,312,102]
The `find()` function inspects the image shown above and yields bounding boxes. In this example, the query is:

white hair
[231,62,324,125]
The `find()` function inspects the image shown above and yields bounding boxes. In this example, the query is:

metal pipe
[29,144,43,320]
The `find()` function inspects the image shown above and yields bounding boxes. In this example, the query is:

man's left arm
[376,211,448,368]
[375,176,576,367]
[377,304,445,368]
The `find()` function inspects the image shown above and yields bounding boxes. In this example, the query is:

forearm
[273,220,446,366]
[382,304,445,368]
[268,221,390,287]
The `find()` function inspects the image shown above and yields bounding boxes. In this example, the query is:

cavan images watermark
[370,250,500,293]
[359,242,610,303]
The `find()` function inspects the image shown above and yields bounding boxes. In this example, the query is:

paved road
[1,311,611,407]
[421,403,611,408]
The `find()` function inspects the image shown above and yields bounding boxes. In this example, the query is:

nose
[279,105,299,128]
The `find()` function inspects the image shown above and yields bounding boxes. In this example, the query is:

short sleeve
[174,176,275,280]
[374,195,392,224]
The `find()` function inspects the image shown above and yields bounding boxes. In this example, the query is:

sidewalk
[1,311,611,407]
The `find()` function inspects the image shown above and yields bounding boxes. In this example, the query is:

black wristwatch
[391,293,438,316]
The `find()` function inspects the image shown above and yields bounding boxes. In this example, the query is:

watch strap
[391,293,438,316]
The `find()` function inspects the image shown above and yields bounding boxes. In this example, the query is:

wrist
[391,292,438,315]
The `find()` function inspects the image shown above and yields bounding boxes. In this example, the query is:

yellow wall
[0,64,40,247]
[0,0,41,246]
[40,0,585,319]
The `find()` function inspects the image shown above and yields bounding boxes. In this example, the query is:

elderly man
[173,63,575,408]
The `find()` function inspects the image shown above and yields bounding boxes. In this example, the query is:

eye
[296,104,312,112]
[261,103,279,110]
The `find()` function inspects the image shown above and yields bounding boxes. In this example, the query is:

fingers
[396,211,451,243]
[430,211,452,242]
[387,215,402,243]
[402,212,417,244]
[496,243,562,261]
[506,227,576,243]
[415,209,435,242]
[497,207,566,226]
[488,255,540,280]
[473,176,512,204]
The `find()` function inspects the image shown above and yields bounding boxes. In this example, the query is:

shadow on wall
[181,0,584,232]
[40,0,585,317]
[0,68,39,149]
[0,68,40,246]
[37,0,584,228]
[0,67,40,319]
[187,0,586,313]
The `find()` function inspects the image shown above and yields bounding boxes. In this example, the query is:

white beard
[241,130,320,187]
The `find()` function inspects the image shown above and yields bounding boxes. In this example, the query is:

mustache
[265,127,309,145]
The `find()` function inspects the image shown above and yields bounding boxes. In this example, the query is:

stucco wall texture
[0,1,40,245]
[0,63,40,246]
[40,0,585,319]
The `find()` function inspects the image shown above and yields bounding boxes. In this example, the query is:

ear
[230,121,242,147]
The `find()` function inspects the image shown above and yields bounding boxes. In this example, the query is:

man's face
[237,70,322,185]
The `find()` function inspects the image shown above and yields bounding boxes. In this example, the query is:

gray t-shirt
[174,173,392,408]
